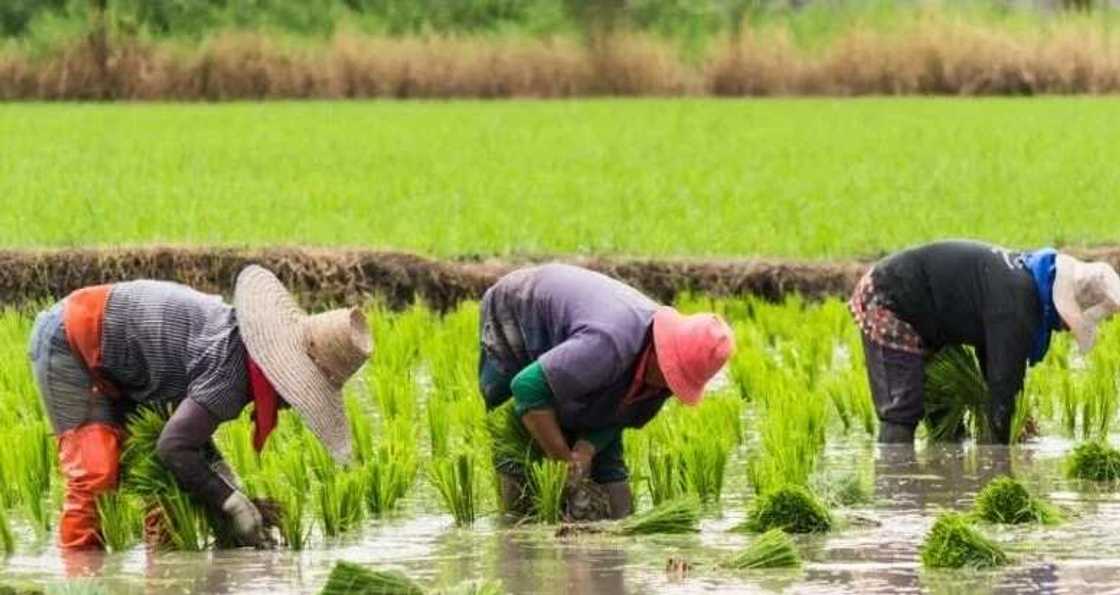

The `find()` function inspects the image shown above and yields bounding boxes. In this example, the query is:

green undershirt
[510,360,620,453]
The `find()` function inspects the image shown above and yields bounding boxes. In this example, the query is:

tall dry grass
[4,19,1120,100]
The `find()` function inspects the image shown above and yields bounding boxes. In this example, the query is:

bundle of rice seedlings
[920,512,1009,569]
[973,476,1061,525]
[615,496,700,535]
[923,345,990,443]
[486,401,542,472]
[719,528,801,570]
[95,491,141,552]
[528,459,567,524]
[742,484,832,534]
[319,561,424,595]
[1067,441,1120,481]
[429,453,476,527]
[120,406,212,551]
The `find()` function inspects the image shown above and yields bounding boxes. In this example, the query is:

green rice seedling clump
[1067,442,1120,481]
[973,476,1061,525]
[0,505,13,555]
[743,485,832,534]
[429,452,477,527]
[528,459,567,524]
[0,583,44,595]
[95,492,141,552]
[720,528,801,570]
[319,561,424,595]
[119,406,213,550]
[920,512,1009,569]
[923,346,990,442]
[616,497,700,535]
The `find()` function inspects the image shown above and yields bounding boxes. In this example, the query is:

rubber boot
[601,481,633,520]
[498,473,532,519]
[878,421,916,444]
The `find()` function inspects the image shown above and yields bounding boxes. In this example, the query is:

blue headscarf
[1022,248,1063,365]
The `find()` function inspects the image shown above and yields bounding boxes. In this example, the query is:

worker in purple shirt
[479,264,734,518]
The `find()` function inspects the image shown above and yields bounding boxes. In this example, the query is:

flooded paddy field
[2,295,1120,594]
[5,437,1119,594]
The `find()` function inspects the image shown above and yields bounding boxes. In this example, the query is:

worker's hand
[221,491,271,548]
[567,440,596,485]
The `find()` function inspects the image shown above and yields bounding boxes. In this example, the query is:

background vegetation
[2,98,1116,258]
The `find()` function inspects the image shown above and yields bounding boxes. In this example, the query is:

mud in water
[4,430,1120,594]
[5,246,1120,311]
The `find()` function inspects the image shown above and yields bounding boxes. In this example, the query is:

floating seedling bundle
[923,345,990,443]
[320,561,505,595]
[720,528,802,570]
[1067,441,1120,481]
[320,561,425,595]
[616,497,701,535]
[920,512,1009,569]
[741,485,832,534]
[973,476,1061,525]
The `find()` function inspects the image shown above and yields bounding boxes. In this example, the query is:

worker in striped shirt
[28,265,372,550]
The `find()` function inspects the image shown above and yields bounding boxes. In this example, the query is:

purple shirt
[480,264,670,432]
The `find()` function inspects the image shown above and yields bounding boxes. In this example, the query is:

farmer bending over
[850,240,1120,444]
[479,264,733,519]
[29,265,372,549]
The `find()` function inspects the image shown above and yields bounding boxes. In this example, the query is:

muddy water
[4,433,1120,594]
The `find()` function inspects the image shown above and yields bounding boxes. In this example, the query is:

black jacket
[872,240,1042,443]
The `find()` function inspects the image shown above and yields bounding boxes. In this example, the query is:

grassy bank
[0,99,1117,258]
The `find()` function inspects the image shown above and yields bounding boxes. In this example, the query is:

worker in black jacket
[849,240,1120,444]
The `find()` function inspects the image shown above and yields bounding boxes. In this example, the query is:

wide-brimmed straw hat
[652,308,735,406]
[234,265,373,464]
[1054,254,1120,354]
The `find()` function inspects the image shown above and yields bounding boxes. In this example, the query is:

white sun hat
[1053,254,1120,354]
[233,265,373,465]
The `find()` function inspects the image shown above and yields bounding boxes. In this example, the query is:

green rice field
[1,98,1117,258]
[3,295,1120,593]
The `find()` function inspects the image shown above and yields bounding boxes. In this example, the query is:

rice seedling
[741,485,832,535]
[429,452,477,527]
[615,497,700,536]
[317,469,367,538]
[1067,442,1120,482]
[680,438,728,506]
[972,476,1061,525]
[319,561,424,595]
[94,491,141,552]
[0,505,13,555]
[920,513,1009,570]
[119,406,212,551]
[645,450,687,506]
[527,459,568,524]
[486,401,542,473]
[720,528,801,570]
[922,346,990,443]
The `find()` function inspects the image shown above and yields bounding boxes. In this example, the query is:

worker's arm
[157,398,268,547]
[156,398,237,509]
[981,319,1032,445]
[513,362,571,461]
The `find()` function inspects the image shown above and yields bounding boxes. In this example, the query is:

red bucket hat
[652,308,735,406]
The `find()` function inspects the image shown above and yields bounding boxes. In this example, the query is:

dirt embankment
[3,246,1118,311]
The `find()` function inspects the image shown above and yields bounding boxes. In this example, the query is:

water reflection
[3,436,1117,594]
